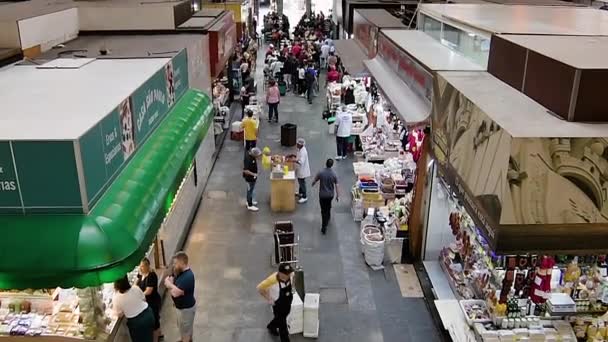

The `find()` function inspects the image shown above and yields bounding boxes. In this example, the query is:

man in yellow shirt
[257,264,294,341]
[241,109,258,150]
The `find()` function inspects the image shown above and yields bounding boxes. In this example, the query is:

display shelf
[439,256,466,300]
[424,260,457,300]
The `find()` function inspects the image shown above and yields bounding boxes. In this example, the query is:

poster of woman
[165,61,176,107]
[119,97,136,160]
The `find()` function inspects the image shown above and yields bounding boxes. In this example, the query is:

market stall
[422,70,608,342]
[332,39,369,78]
[360,29,483,262]
[352,9,406,59]
[202,0,252,40]
[179,10,238,136]
[0,56,215,341]
[335,0,407,39]
[269,156,296,212]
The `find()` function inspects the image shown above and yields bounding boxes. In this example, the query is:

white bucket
[328,123,335,135]
[231,121,243,133]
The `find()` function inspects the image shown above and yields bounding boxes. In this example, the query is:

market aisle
[159,42,443,342]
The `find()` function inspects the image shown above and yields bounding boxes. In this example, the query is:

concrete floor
[159,29,443,342]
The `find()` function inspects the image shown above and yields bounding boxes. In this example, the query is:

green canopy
[0,89,212,289]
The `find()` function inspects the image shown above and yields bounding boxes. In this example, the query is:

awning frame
[364,57,431,125]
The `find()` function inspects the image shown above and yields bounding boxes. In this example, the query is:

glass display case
[418,13,490,67]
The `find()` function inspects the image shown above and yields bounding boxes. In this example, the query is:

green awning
[0,89,213,289]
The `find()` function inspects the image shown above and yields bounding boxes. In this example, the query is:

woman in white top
[113,276,155,342]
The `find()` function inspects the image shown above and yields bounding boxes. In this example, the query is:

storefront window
[441,23,460,50]
[440,23,489,67]
[420,14,442,41]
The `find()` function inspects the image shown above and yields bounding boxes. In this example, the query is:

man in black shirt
[243,147,262,212]
[312,158,339,234]
[164,252,196,342]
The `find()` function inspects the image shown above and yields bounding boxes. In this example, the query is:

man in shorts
[164,252,196,342]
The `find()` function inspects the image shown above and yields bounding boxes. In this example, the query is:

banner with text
[0,142,21,212]
[377,33,433,104]
[80,51,189,207]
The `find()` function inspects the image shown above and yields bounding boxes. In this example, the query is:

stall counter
[435,299,477,342]
[270,171,296,212]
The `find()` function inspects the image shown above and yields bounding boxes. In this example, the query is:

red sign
[209,12,237,78]
[354,21,372,56]
[377,33,432,103]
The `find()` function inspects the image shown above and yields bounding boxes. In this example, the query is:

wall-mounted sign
[378,33,432,104]
[0,50,191,216]
[0,52,190,215]
[354,21,372,57]
[0,142,21,212]
[80,50,190,207]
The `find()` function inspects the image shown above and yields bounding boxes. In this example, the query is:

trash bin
[281,123,297,147]
[278,80,287,96]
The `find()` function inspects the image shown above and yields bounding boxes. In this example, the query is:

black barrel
[281,123,297,147]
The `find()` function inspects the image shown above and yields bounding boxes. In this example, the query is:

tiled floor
[159,6,444,341]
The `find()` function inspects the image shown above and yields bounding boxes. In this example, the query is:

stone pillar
[305,0,312,16]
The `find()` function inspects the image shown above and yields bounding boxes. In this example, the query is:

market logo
[136,88,166,132]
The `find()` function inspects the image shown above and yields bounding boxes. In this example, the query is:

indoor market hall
[158,8,441,342]
[6,0,608,342]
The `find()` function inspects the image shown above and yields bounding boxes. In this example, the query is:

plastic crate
[303,293,320,338]
[362,192,383,201]
[287,292,304,334]
[362,199,385,209]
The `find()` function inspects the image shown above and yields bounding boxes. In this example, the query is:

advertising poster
[119,97,136,160]
[165,60,176,107]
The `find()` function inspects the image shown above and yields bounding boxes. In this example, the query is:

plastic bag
[262,146,272,170]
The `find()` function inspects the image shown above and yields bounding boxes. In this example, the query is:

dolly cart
[272,221,299,266]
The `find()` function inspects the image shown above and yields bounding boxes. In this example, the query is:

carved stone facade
[432,75,608,226]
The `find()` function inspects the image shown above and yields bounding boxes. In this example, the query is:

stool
[303,293,320,338]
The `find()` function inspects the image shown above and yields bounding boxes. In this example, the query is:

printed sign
[132,69,169,146]
[354,21,372,57]
[0,142,21,209]
[171,49,189,104]
[80,52,190,208]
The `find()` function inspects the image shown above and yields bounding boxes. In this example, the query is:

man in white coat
[335,107,353,160]
[295,138,311,203]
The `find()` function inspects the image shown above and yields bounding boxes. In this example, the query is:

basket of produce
[361,192,383,201]
[459,300,491,326]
